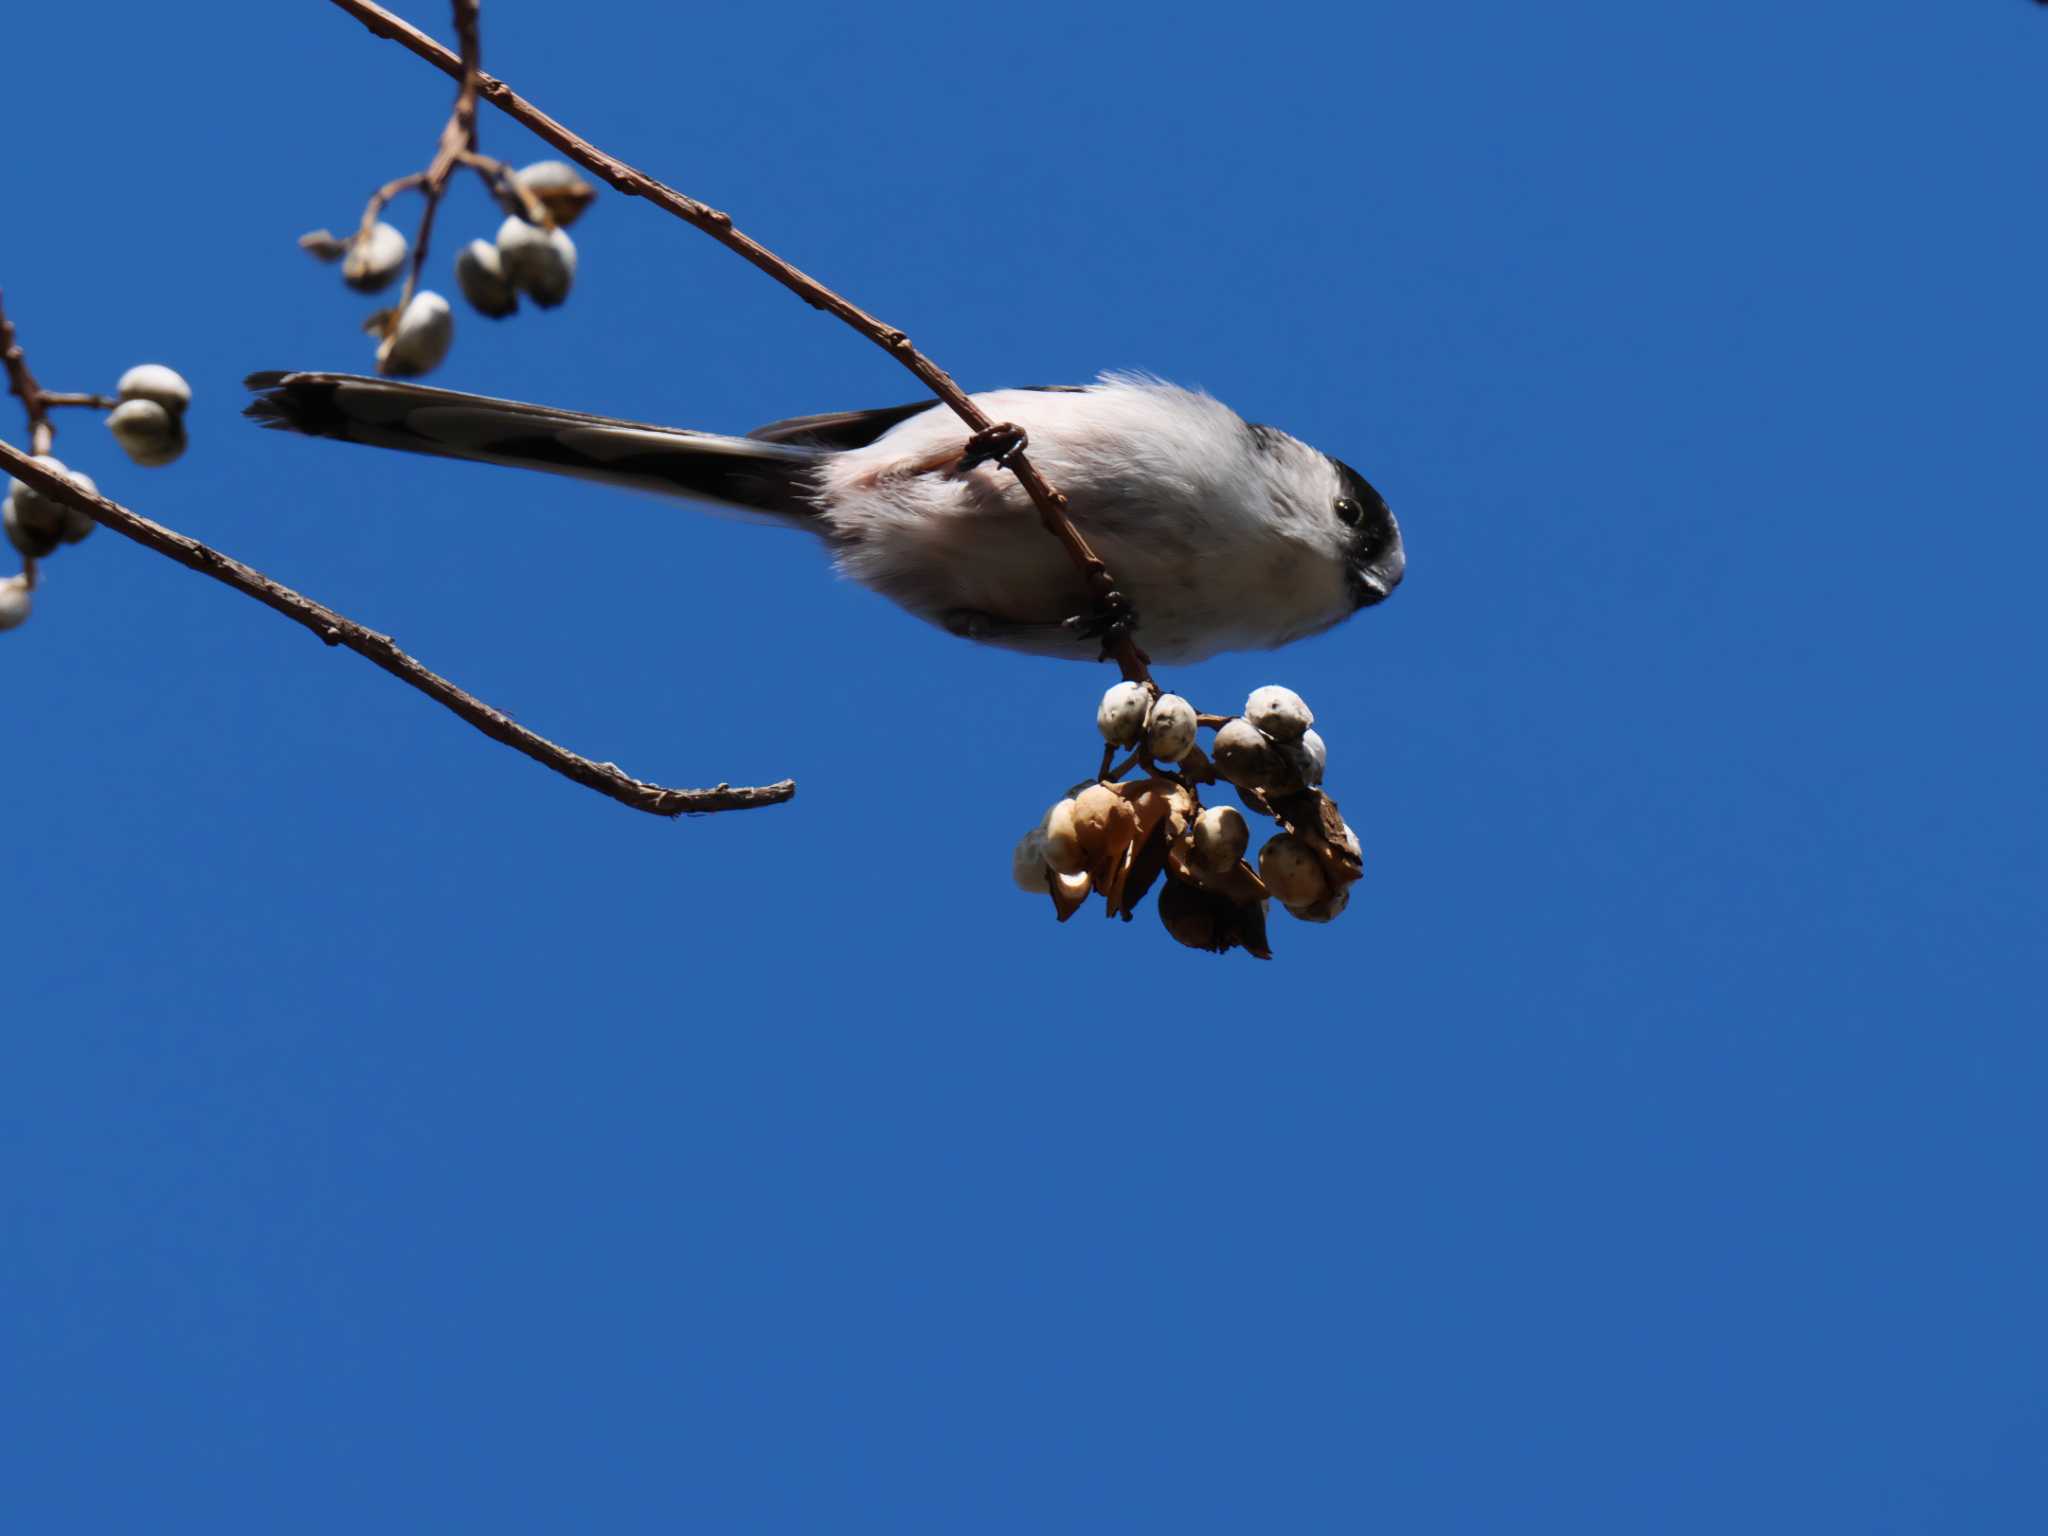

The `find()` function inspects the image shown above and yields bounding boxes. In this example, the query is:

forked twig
[0,291,790,817]
[323,0,1156,687]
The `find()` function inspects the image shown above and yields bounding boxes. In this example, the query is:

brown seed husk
[1114,794,1184,920]
[1266,787,1365,890]
[1099,778,1177,917]
[1071,784,1138,886]
[1158,876,1229,951]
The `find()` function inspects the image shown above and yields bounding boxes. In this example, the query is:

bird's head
[1329,455,1404,610]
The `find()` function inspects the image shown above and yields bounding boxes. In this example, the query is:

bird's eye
[1335,497,1364,526]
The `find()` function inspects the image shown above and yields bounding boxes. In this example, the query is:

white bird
[245,370,1404,663]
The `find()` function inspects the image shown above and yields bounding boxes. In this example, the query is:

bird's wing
[745,401,942,450]
[747,386,1089,451]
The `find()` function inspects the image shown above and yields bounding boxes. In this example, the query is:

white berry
[1258,833,1330,908]
[343,221,409,293]
[1286,727,1326,787]
[377,291,454,377]
[106,398,187,467]
[496,216,576,308]
[116,363,191,415]
[4,485,57,558]
[455,238,518,318]
[514,160,597,227]
[1143,692,1198,762]
[1245,684,1314,742]
[55,467,98,542]
[1210,717,1287,791]
[1096,680,1151,746]
[1190,804,1249,874]
[0,574,30,631]
[5,456,97,549]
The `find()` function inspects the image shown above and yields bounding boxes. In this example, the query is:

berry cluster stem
[0,290,57,586]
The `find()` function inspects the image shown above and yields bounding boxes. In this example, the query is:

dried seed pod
[1099,778,1170,916]
[496,216,577,308]
[1190,804,1250,874]
[106,398,187,467]
[1245,684,1314,742]
[1012,828,1052,893]
[1110,776,1190,916]
[1050,869,1093,920]
[0,573,30,631]
[1144,692,1198,762]
[116,363,191,416]
[1285,728,1326,788]
[377,291,454,377]
[1042,798,1088,877]
[1158,876,1228,952]
[1286,885,1351,924]
[1258,833,1331,909]
[343,221,409,293]
[514,160,597,227]
[1210,717,1288,791]
[1338,821,1362,861]
[1118,775,1193,842]
[455,238,519,318]
[1096,680,1151,746]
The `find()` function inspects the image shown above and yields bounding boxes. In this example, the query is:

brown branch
[0,290,56,458]
[0,436,794,817]
[322,0,1155,686]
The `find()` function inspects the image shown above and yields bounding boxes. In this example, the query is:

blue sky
[4,1,2044,1530]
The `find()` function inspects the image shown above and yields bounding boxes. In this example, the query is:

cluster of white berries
[1094,679,1200,762]
[306,160,595,378]
[1214,686,1327,794]
[104,364,192,468]
[1013,681,1363,956]
[3,363,193,634]
[4,457,100,564]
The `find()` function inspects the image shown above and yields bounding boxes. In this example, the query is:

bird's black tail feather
[244,371,825,521]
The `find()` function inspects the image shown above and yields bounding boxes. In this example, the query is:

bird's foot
[958,421,1029,471]
[1062,589,1142,661]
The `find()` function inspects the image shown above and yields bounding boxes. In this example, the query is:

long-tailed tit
[245,370,1403,663]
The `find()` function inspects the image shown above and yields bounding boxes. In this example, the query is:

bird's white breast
[812,376,1352,662]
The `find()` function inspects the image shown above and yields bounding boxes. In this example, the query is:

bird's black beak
[1349,519,1405,609]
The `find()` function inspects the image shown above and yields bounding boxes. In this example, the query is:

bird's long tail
[244,371,824,522]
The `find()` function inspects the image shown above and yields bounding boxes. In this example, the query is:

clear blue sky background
[5,2,2043,1530]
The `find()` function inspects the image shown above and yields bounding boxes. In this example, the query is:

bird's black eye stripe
[1335,497,1364,526]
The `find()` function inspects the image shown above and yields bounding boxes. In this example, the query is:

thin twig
[0,290,56,458]
[0,289,54,588]
[386,0,479,317]
[0,434,793,817]
[322,0,1155,686]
